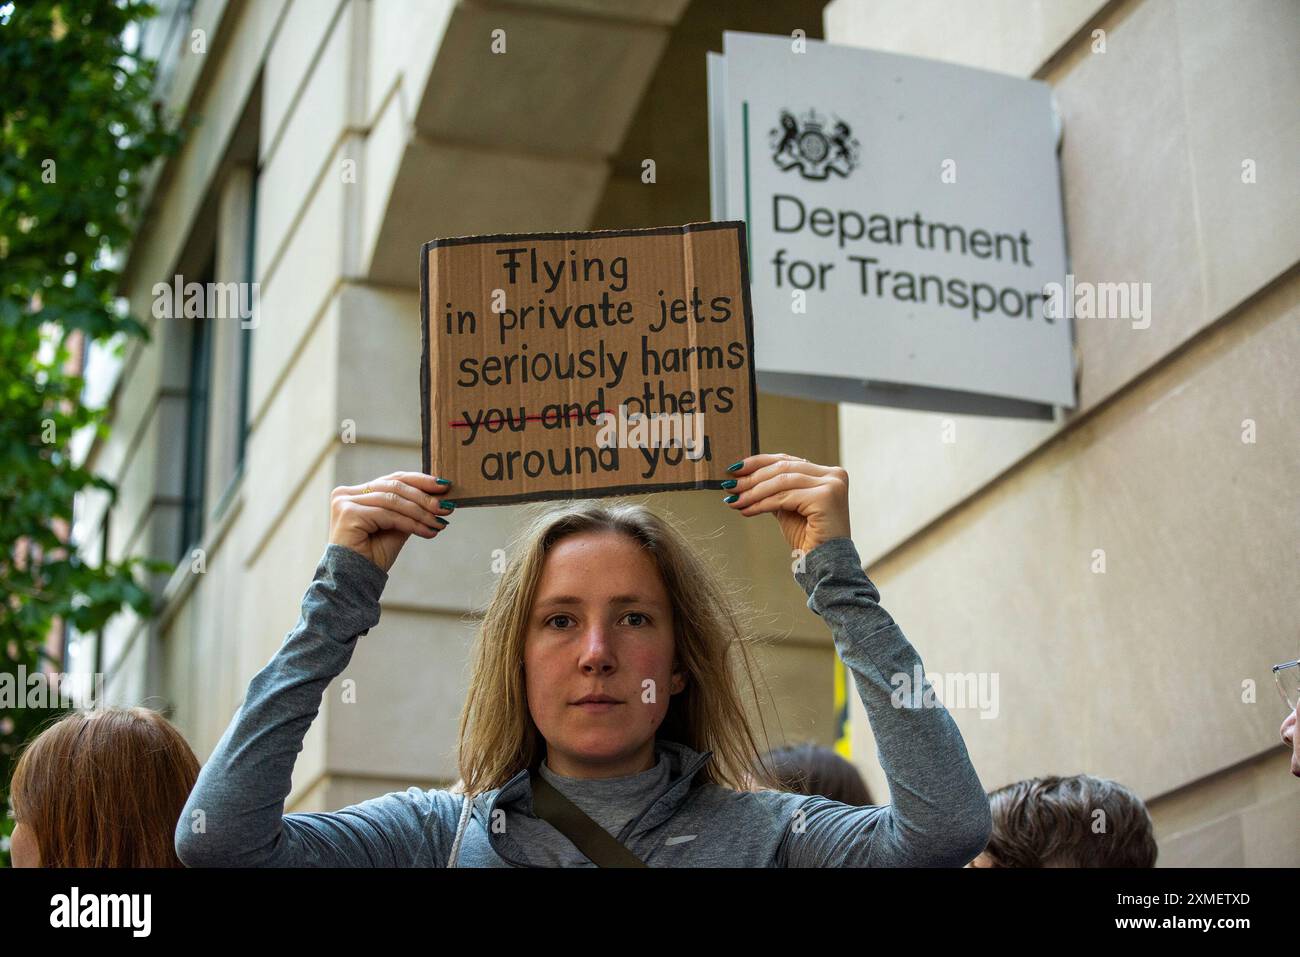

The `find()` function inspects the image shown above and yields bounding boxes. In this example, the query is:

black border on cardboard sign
[419,221,760,506]
[419,237,431,484]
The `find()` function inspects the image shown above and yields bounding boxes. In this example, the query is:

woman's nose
[577,626,616,673]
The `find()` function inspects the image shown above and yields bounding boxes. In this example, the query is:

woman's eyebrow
[536,595,663,608]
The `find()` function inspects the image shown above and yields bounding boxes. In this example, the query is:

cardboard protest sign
[420,222,759,506]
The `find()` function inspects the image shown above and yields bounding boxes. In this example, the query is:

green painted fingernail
[723,494,738,504]
[726,461,745,472]
[435,517,449,527]
[435,477,452,485]
[441,500,457,510]
[720,479,738,489]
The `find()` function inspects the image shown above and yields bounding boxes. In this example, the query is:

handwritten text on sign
[420,223,759,506]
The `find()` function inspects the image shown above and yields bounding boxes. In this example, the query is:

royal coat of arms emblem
[770,109,860,180]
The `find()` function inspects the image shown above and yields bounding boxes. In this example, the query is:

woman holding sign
[176,453,991,866]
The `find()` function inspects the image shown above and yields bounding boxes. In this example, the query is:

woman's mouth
[571,694,623,712]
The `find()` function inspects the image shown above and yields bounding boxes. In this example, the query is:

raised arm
[174,472,458,867]
[783,536,991,866]
[722,453,991,867]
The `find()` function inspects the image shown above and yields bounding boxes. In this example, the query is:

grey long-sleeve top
[175,537,991,867]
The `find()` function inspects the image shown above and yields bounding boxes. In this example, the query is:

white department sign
[708,32,1075,416]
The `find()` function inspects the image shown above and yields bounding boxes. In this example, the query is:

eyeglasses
[1272,659,1299,713]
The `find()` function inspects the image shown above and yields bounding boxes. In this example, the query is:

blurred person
[177,452,991,867]
[10,707,200,867]
[760,742,872,805]
[968,774,1157,868]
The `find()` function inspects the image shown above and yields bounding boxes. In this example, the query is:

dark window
[179,255,215,559]
[236,172,257,467]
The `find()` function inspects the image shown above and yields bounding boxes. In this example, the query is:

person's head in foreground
[761,742,872,805]
[969,774,1157,867]
[456,498,780,793]
[9,706,200,867]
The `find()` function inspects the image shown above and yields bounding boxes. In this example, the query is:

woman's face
[524,531,685,778]
[1282,708,1299,777]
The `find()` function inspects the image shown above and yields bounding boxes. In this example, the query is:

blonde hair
[456,499,779,795]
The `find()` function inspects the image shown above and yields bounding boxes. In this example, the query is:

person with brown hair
[760,742,873,806]
[177,453,991,866]
[9,706,200,867]
[969,774,1158,868]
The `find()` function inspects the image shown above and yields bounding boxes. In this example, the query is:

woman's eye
[545,613,650,628]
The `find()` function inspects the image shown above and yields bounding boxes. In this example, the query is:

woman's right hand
[329,472,454,573]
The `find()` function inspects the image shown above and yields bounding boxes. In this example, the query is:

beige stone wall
[826,0,1299,866]
[1148,750,1299,867]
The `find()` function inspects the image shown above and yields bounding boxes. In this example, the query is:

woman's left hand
[722,452,852,557]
